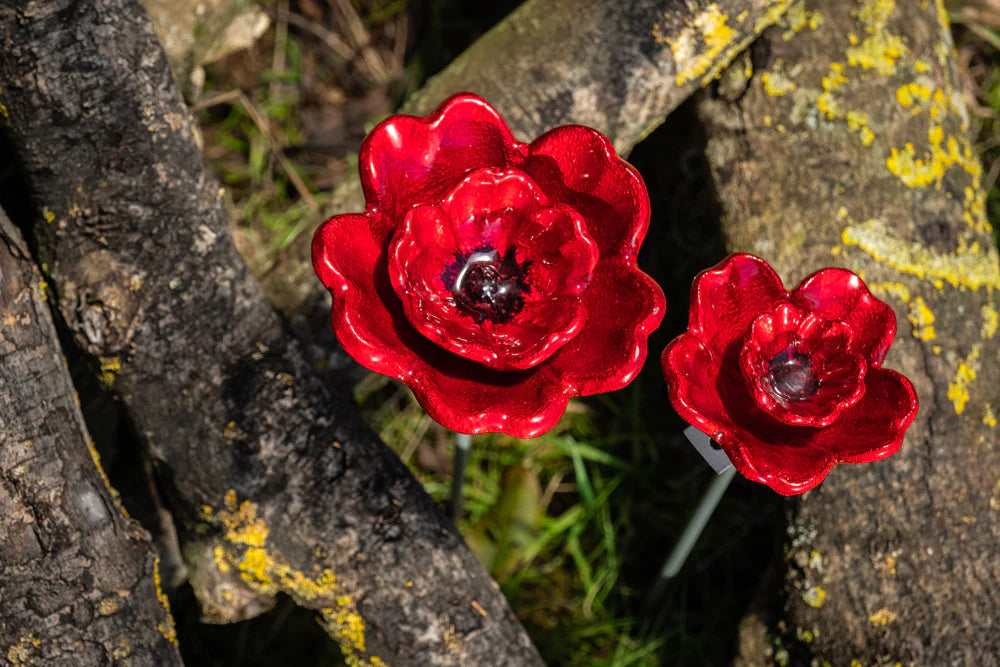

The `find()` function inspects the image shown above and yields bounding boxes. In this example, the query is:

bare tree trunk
[695,0,1000,663]
[0,1,541,664]
[0,209,183,666]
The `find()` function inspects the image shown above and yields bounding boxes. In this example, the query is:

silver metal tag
[683,425,734,474]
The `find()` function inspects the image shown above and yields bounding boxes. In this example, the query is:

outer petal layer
[808,367,918,463]
[523,125,651,258]
[360,94,523,236]
[688,254,788,354]
[548,259,665,395]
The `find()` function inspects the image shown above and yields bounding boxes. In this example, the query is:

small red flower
[662,254,918,495]
[313,93,665,437]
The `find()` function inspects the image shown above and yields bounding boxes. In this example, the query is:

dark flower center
[443,245,530,324]
[765,345,818,402]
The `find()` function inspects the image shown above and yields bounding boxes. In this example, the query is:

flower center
[443,245,530,324]
[764,345,818,402]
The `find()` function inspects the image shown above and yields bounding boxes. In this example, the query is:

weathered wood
[263,0,792,324]
[0,1,541,664]
[0,209,183,666]
[696,0,1000,663]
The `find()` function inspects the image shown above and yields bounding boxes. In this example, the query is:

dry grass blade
[333,0,390,82]
[192,89,318,213]
[282,9,356,61]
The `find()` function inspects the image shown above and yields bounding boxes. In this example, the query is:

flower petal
[313,214,578,438]
[313,212,422,377]
[808,367,918,463]
[663,333,838,495]
[359,93,523,235]
[522,125,650,257]
[689,254,788,355]
[547,259,665,395]
[409,363,572,439]
[792,268,897,365]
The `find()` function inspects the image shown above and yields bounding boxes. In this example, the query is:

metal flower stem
[450,431,472,521]
[646,466,737,607]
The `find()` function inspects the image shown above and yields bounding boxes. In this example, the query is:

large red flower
[313,93,665,438]
[662,254,918,495]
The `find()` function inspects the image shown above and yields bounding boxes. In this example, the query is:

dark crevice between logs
[611,96,787,663]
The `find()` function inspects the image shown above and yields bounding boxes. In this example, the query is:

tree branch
[0,1,540,664]
[0,208,183,666]
[696,0,1000,662]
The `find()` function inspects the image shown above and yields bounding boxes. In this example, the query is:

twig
[334,0,390,82]
[270,0,290,102]
[282,9,356,62]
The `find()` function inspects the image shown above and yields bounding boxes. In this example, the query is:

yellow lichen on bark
[656,4,736,86]
[209,491,339,599]
[869,607,898,625]
[321,597,385,667]
[780,0,822,41]
[86,439,129,518]
[5,634,41,666]
[217,489,269,547]
[947,345,981,414]
[845,0,907,75]
[762,69,797,96]
[906,296,936,341]
[97,356,121,389]
[983,403,997,428]
[842,220,1000,291]
[204,490,379,660]
[154,557,179,646]
[802,585,827,608]
[655,0,791,88]
[981,303,998,339]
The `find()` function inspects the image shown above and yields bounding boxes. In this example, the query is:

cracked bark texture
[0,210,183,667]
[262,0,791,338]
[696,0,1000,663]
[0,1,541,664]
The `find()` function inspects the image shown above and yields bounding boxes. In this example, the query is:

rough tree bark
[0,210,183,666]
[695,0,1000,663]
[0,1,540,664]
[263,0,793,324]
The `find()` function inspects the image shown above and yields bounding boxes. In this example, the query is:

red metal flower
[313,93,665,437]
[662,254,918,495]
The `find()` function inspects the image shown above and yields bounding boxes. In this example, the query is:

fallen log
[695,0,1000,662]
[0,209,183,666]
[0,1,541,663]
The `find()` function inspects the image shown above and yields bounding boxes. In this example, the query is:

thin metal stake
[450,432,472,521]
[646,466,737,608]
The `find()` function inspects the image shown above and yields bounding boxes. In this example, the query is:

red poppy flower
[313,93,665,437]
[662,254,918,495]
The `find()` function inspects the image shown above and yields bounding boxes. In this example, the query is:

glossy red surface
[313,93,665,437]
[662,254,918,495]
[389,168,598,370]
